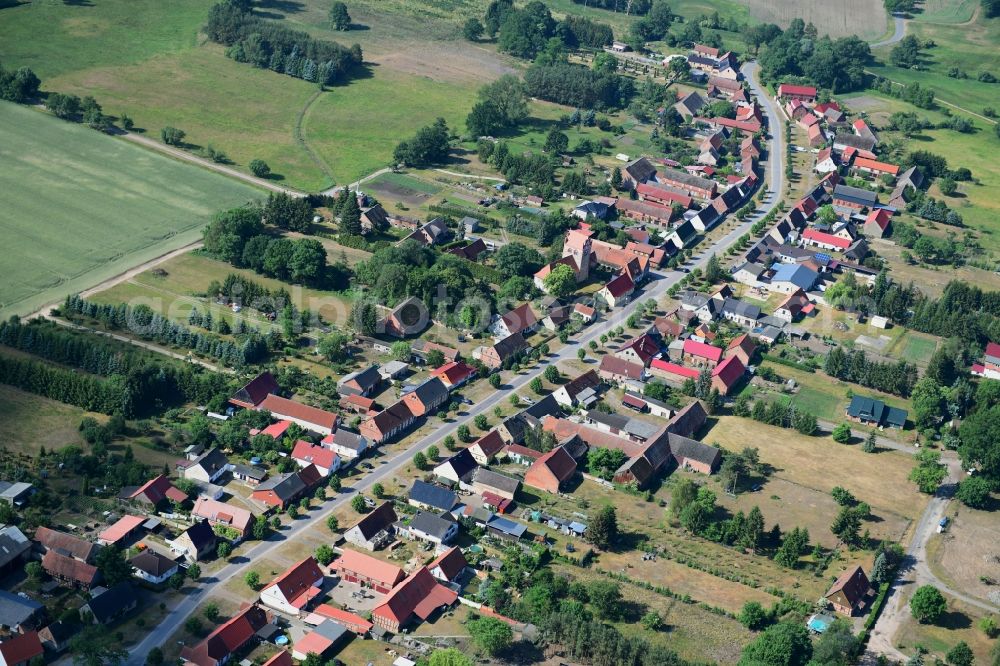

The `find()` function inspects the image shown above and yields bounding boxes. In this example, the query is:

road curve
[871,14,907,48]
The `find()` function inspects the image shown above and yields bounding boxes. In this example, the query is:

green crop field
[0,102,262,319]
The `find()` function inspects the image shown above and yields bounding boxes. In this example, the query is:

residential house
[574,303,596,323]
[37,621,75,653]
[359,204,390,234]
[192,498,254,540]
[429,361,477,390]
[170,520,217,563]
[0,631,43,666]
[344,502,397,551]
[721,298,761,327]
[599,272,635,308]
[407,480,457,513]
[524,446,578,494]
[615,334,661,367]
[97,515,146,548]
[637,181,693,208]
[478,332,528,370]
[251,468,312,511]
[359,401,416,445]
[552,370,601,408]
[257,395,338,436]
[428,546,468,584]
[371,567,458,634]
[674,91,706,119]
[180,604,273,666]
[411,340,461,364]
[572,200,611,220]
[825,566,871,616]
[384,296,428,338]
[290,441,340,477]
[683,339,722,369]
[853,157,898,180]
[432,449,477,485]
[863,208,892,238]
[292,621,349,661]
[130,550,179,586]
[597,355,646,385]
[769,263,819,294]
[889,166,924,208]
[337,366,382,397]
[711,355,746,395]
[409,218,452,246]
[814,148,837,174]
[503,444,543,466]
[666,219,698,250]
[400,511,459,546]
[774,289,814,322]
[491,303,539,338]
[0,590,43,633]
[802,228,852,252]
[331,549,405,594]
[652,313,685,340]
[733,262,766,287]
[845,396,907,429]
[541,303,572,332]
[229,372,280,409]
[971,342,1000,379]
[260,557,324,616]
[447,238,488,262]
[120,475,188,509]
[468,431,506,466]
[42,550,98,588]
[400,379,450,417]
[183,448,232,484]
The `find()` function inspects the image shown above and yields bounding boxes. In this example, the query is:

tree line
[823,347,918,397]
[480,0,614,60]
[873,279,1000,347]
[0,318,232,417]
[61,295,272,368]
[524,62,634,110]
[206,0,363,85]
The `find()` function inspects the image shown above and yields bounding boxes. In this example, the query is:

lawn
[895,593,997,664]
[0,102,263,319]
[911,0,979,23]
[0,385,89,457]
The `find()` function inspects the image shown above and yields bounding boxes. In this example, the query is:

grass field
[912,0,979,23]
[869,10,1000,117]
[0,102,262,319]
[703,417,927,545]
[895,592,997,664]
[0,384,89,457]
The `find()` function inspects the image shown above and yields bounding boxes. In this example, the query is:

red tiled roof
[865,208,892,231]
[98,515,145,545]
[262,651,293,666]
[815,101,841,113]
[778,83,817,96]
[503,444,543,460]
[130,475,188,504]
[618,333,660,365]
[340,394,375,411]
[651,358,700,379]
[294,630,335,656]
[34,527,97,562]
[42,550,98,585]
[682,339,722,362]
[430,361,477,386]
[622,393,647,409]
[253,420,292,439]
[533,446,578,483]
[636,182,693,207]
[500,303,539,335]
[311,604,374,634]
[603,273,635,299]
[598,355,644,380]
[333,549,406,590]
[727,333,757,356]
[0,631,43,665]
[192,498,254,533]
[258,395,338,432]
[854,157,899,176]
[373,567,457,627]
[986,342,1000,359]
[472,430,506,458]
[291,440,339,471]
[803,228,851,250]
[182,605,270,666]
[263,557,324,608]
[711,355,746,389]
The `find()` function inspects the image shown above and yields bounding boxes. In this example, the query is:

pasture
[742,0,886,39]
[0,102,262,319]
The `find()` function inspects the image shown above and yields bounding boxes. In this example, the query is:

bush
[910,585,947,624]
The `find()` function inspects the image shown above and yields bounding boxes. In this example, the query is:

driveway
[870,14,908,48]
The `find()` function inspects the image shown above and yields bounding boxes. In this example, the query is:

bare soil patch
[927,502,1000,604]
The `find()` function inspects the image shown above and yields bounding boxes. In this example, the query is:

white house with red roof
[428,546,469,584]
[971,342,1000,380]
[491,303,539,339]
[192,497,254,540]
[429,361,477,389]
[774,289,815,323]
[257,395,338,436]
[802,228,852,252]
[290,440,341,477]
[814,148,837,174]
[599,272,635,308]
[260,557,325,616]
[180,604,273,666]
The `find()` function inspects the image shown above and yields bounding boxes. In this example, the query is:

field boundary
[864,75,999,124]
[295,90,337,190]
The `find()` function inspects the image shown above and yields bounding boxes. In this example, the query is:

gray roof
[471,468,521,494]
[668,433,721,468]
[0,525,30,570]
[337,366,381,393]
[735,262,766,277]
[436,448,478,482]
[407,511,456,540]
[0,589,43,628]
[408,480,457,512]
[254,472,306,501]
[722,298,761,321]
[833,133,876,152]
[660,170,716,192]
[0,482,33,504]
[313,619,349,643]
[330,429,366,452]
[83,582,137,624]
[190,448,229,477]
[232,464,267,480]
[833,184,878,207]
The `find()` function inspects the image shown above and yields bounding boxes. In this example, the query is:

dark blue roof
[408,480,457,512]
[487,516,527,538]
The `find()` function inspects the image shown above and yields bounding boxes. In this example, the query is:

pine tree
[863,430,877,453]
[340,194,362,235]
